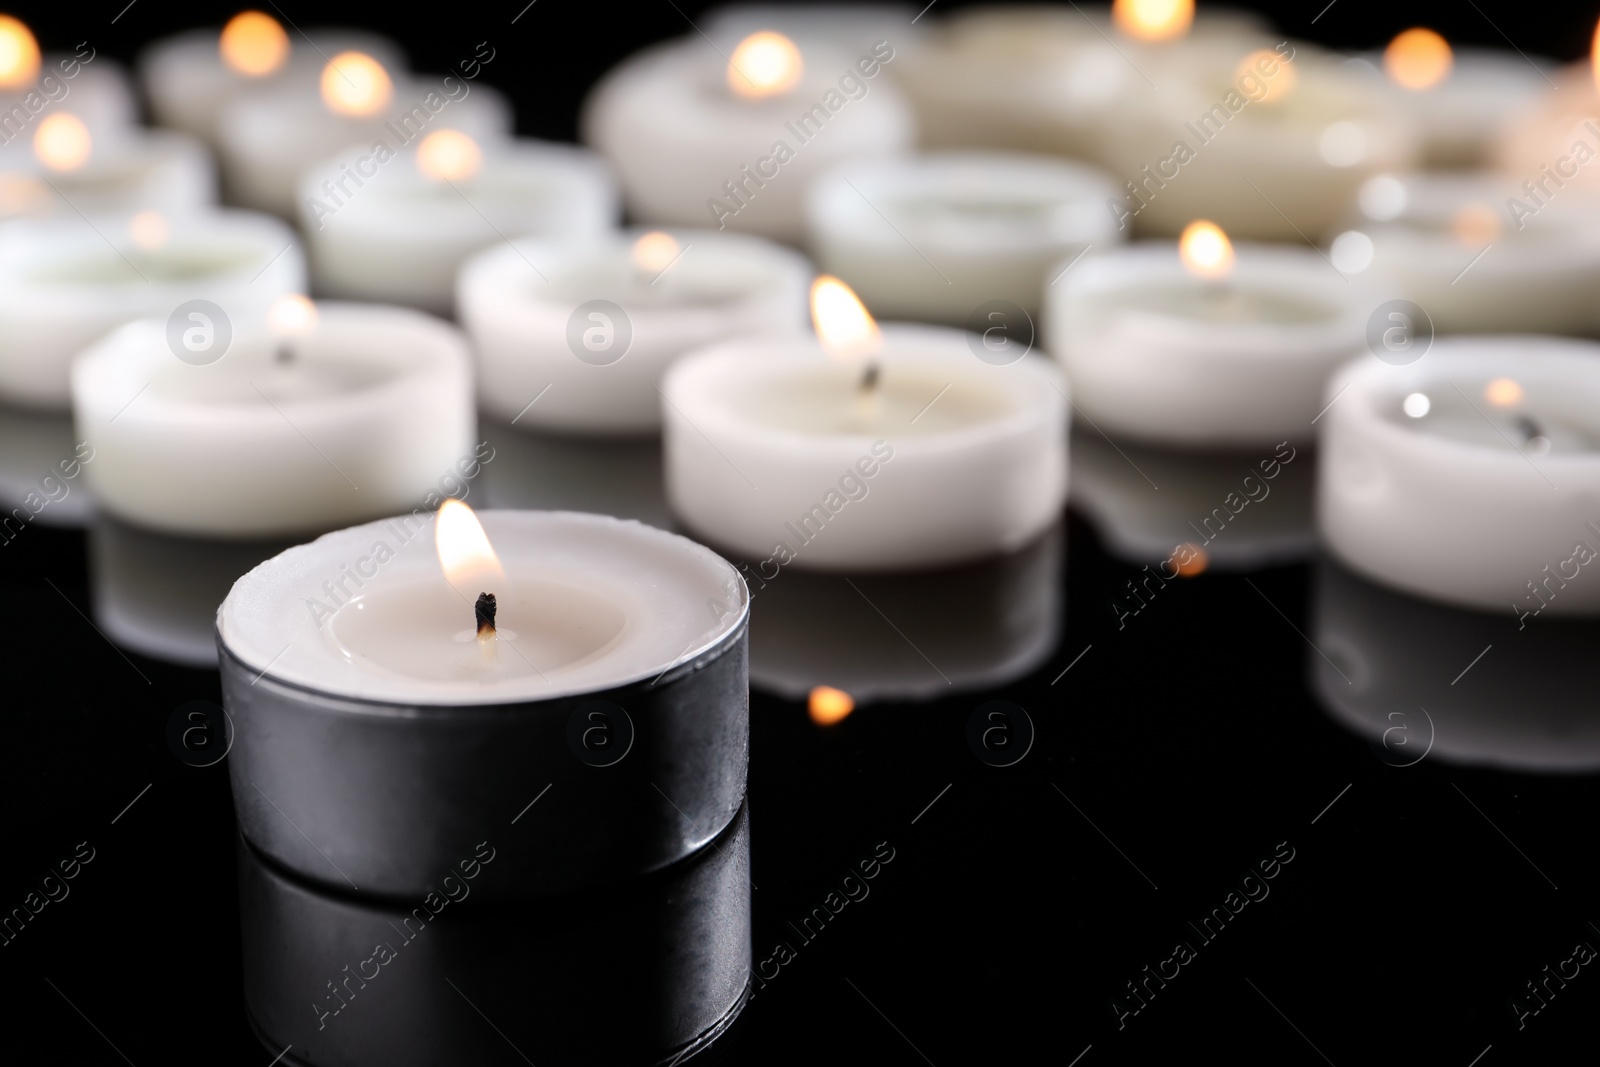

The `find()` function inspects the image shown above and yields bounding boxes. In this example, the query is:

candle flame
[1236,49,1295,103]
[728,31,803,99]
[320,51,392,117]
[0,14,39,88]
[1171,543,1208,577]
[1450,202,1500,247]
[808,685,854,725]
[436,499,506,597]
[811,275,881,362]
[416,129,482,182]
[267,293,318,338]
[220,11,289,77]
[1112,0,1194,42]
[1384,28,1452,91]
[1485,378,1523,407]
[1178,220,1234,280]
[33,113,91,172]
[128,211,169,251]
[631,231,681,275]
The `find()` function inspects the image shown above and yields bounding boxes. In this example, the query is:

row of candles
[4,3,1599,930]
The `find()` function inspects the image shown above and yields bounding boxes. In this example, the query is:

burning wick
[859,360,880,394]
[475,592,498,639]
[268,294,317,367]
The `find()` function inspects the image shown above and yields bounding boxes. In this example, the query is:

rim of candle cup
[218,510,750,705]
[663,324,1066,452]
[1323,336,1600,470]
[0,210,301,311]
[1053,242,1370,347]
[807,151,1123,253]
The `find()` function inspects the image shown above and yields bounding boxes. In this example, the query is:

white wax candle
[300,134,618,314]
[582,33,915,241]
[1045,240,1370,446]
[73,303,475,538]
[0,210,304,409]
[1317,337,1600,614]
[662,325,1068,570]
[0,50,136,146]
[139,23,404,145]
[0,126,213,222]
[460,229,811,436]
[218,68,511,217]
[1328,172,1600,335]
[219,510,747,705]
[806,150,1122,321]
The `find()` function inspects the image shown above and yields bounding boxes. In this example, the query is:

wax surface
[1102,282,1339,325]
[717,363,1019,437]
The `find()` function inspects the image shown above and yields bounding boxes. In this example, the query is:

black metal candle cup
[218,510,750,899]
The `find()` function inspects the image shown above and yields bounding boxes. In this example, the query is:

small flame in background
[1178,220,1235,280]
[267,294,318,339]
[1385,28,1452,91]
[811,275,882,363]
[1171,543,1208,577]
[321,51,392,117]
[631,231,681,275]
[436,499,506,600]
[1485,378,1523,408]
[416,129,483,182]
[220,11,289,77]
[1112,0,1194,42]
[1236,49,1295,103]
[727,31,804,99]
[1450,202,1500,247]
[128,211,169,251]
[0,14,40,88]
[34,113,91,172]
[808,686,855,725]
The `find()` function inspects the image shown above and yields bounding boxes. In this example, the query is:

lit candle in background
[460,227,810,436]
[0,16,136,152]
[1045,220,1371,446]
[1318,337,1600,614]
[582,28,914,241]
[1495,18,1600,194]
[299,127,617,314]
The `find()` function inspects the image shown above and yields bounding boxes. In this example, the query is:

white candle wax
[460,229,811,436]
[218,75,511,217]
[300,136,618,315]
[806,151,1122,322]
[1329,172,1600,335]
[219,510,747,705]
[1044,243,1369,446]
[1317,338,1600,614]
[0,52,137,145]
[73,303,475,538]
[662,326,1068,570]
[0,210,303,410]
[138,26,404,145]
[0,127,213,222]
[582,35,915,242]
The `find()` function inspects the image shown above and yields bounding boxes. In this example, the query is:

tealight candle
[0,210,302,409]
[217,51,510,217]
[1317,338,1600,614]
[1355,29,1549,168]
[582,30,914,241]
[74,301,474,538]
[707,3,928,56]
[663,278,1068,569]
[1045,222,1370,446]
[806,151,1122,322]
[300,130,618,314]
[460,228,811,435]
[1328,172,1600,334]
[138,13,404,146]
[219,505,750,897]
[0,114,213,222]
[0,21,135,141]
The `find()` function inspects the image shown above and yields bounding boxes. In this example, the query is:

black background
[4,1,1600,1064]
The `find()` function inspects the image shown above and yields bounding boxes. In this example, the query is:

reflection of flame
[34,113,91,172]
[1385,28,1452,91]
[631,231,681,274]
[321,51,392,117]
[220,11,289,77]
[1178,220,1234,280]
[1485,378,1523,407]
[0,14,39,89]
[1112,0,1194,42]
[129,211,169,251]
[1236,49,1294,103]
[1450,202,1500,246]
[416,129,482,182]
[1171,543,1208,577]
[728,31,803,99]
[810,275,881,362]
[808,685,854,725]
[436,499,506,597]
[267,293,318,338]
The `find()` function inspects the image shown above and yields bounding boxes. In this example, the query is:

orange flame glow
[808,686,855,725]
[728,31,803,99]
